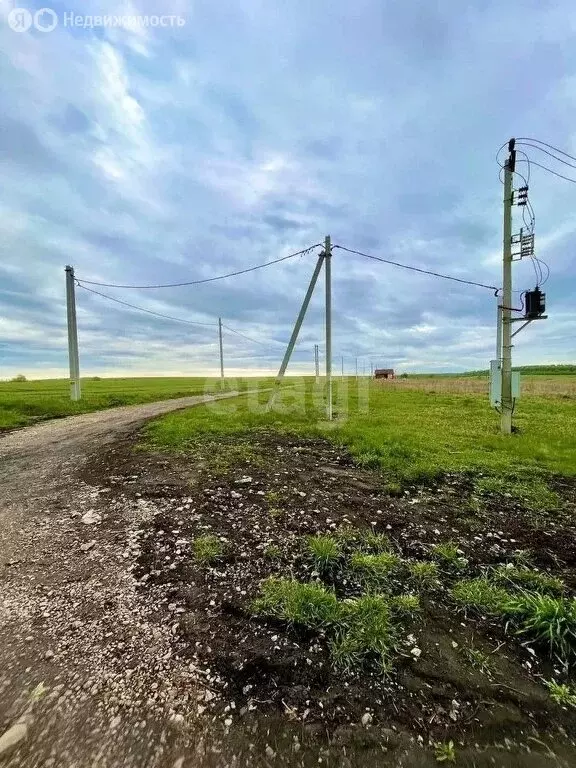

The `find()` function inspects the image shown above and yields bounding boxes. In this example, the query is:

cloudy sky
[1,0,575,378]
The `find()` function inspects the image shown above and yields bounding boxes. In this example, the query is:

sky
[1,0,575,379]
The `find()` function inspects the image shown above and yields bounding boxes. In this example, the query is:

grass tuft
[332,594,394,671]
[263,544,282,561]
[193,535,224,565]
[451,578,511,612]
[504,593,576,662]
[493,565,564,595]
[349,552,400,587]
[544,680,576,708]
[306,534,341,572]
[390,593,421,616]
[358,530,392,553]
[431,541,464,566]
[434,740,456,763]
[408,560,440,586]
[252,577,340,628]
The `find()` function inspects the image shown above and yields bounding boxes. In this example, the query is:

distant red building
[374,368,395,379]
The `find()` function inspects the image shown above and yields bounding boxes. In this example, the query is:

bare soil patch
[82,429,576,766]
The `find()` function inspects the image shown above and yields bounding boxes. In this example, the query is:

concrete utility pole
[267,251,326,410]
[355,357,358,379]
[496,295,503,362]
[65,265,81,401]
[218,317,225,380]
[325,235,333,420]
[341,355,344,380]
[500,139,515,434]
[314,344,320,383]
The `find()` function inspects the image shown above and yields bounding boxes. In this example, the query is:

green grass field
[3,373,576,506]
[145,376,576,503]
[0,376,271,430]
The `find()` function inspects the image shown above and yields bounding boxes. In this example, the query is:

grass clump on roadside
[408,560,440,587]
[263,544,282,561]
[544,680,576,708]
[505,593,576,662]
[389,594,421,617]
[306,534,342,573]
[349,552,400,588]
[193,535,224,565]
[453,578,576,663]
[358,530,392,553]
[431,541,466,568]
[493,565,564,595]
[452,579,511,612]
[334,527,391,553]
[331,594,395,673]
[252,577,340,628]
[253,580,406,674]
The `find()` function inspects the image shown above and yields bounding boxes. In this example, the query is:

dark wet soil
[83,429,576,766]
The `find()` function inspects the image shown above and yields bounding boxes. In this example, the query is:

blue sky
[1,0,575,378]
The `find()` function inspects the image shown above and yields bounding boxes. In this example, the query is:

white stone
[361,712,372,727]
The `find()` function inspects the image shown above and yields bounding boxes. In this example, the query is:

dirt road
[0,392,245,563]
[0,393,249,768]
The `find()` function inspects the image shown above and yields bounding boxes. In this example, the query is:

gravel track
[0,393,247,768]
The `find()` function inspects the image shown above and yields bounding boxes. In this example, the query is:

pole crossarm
[511,316,548,338]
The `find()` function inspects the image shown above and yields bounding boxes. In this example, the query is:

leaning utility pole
[65,265,81,401]
[267,250,326,410]
[500,139,515,434]
[325,235,333,420]
[267,236,333,419]
[218,317,225,380]
[314,344,320,383]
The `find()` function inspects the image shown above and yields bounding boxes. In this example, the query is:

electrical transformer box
[490,360,521,407]
[525,288,546,319]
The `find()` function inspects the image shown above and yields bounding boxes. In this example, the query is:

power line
[222,323,316,351]
[517,142,576,171]
[334,244,499,293]
[222,324,284,348]
[516,137,576,165]
[77,281,300,351]
[524,159,576,184]
[76,283,218,327]
[75,244,323,289]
